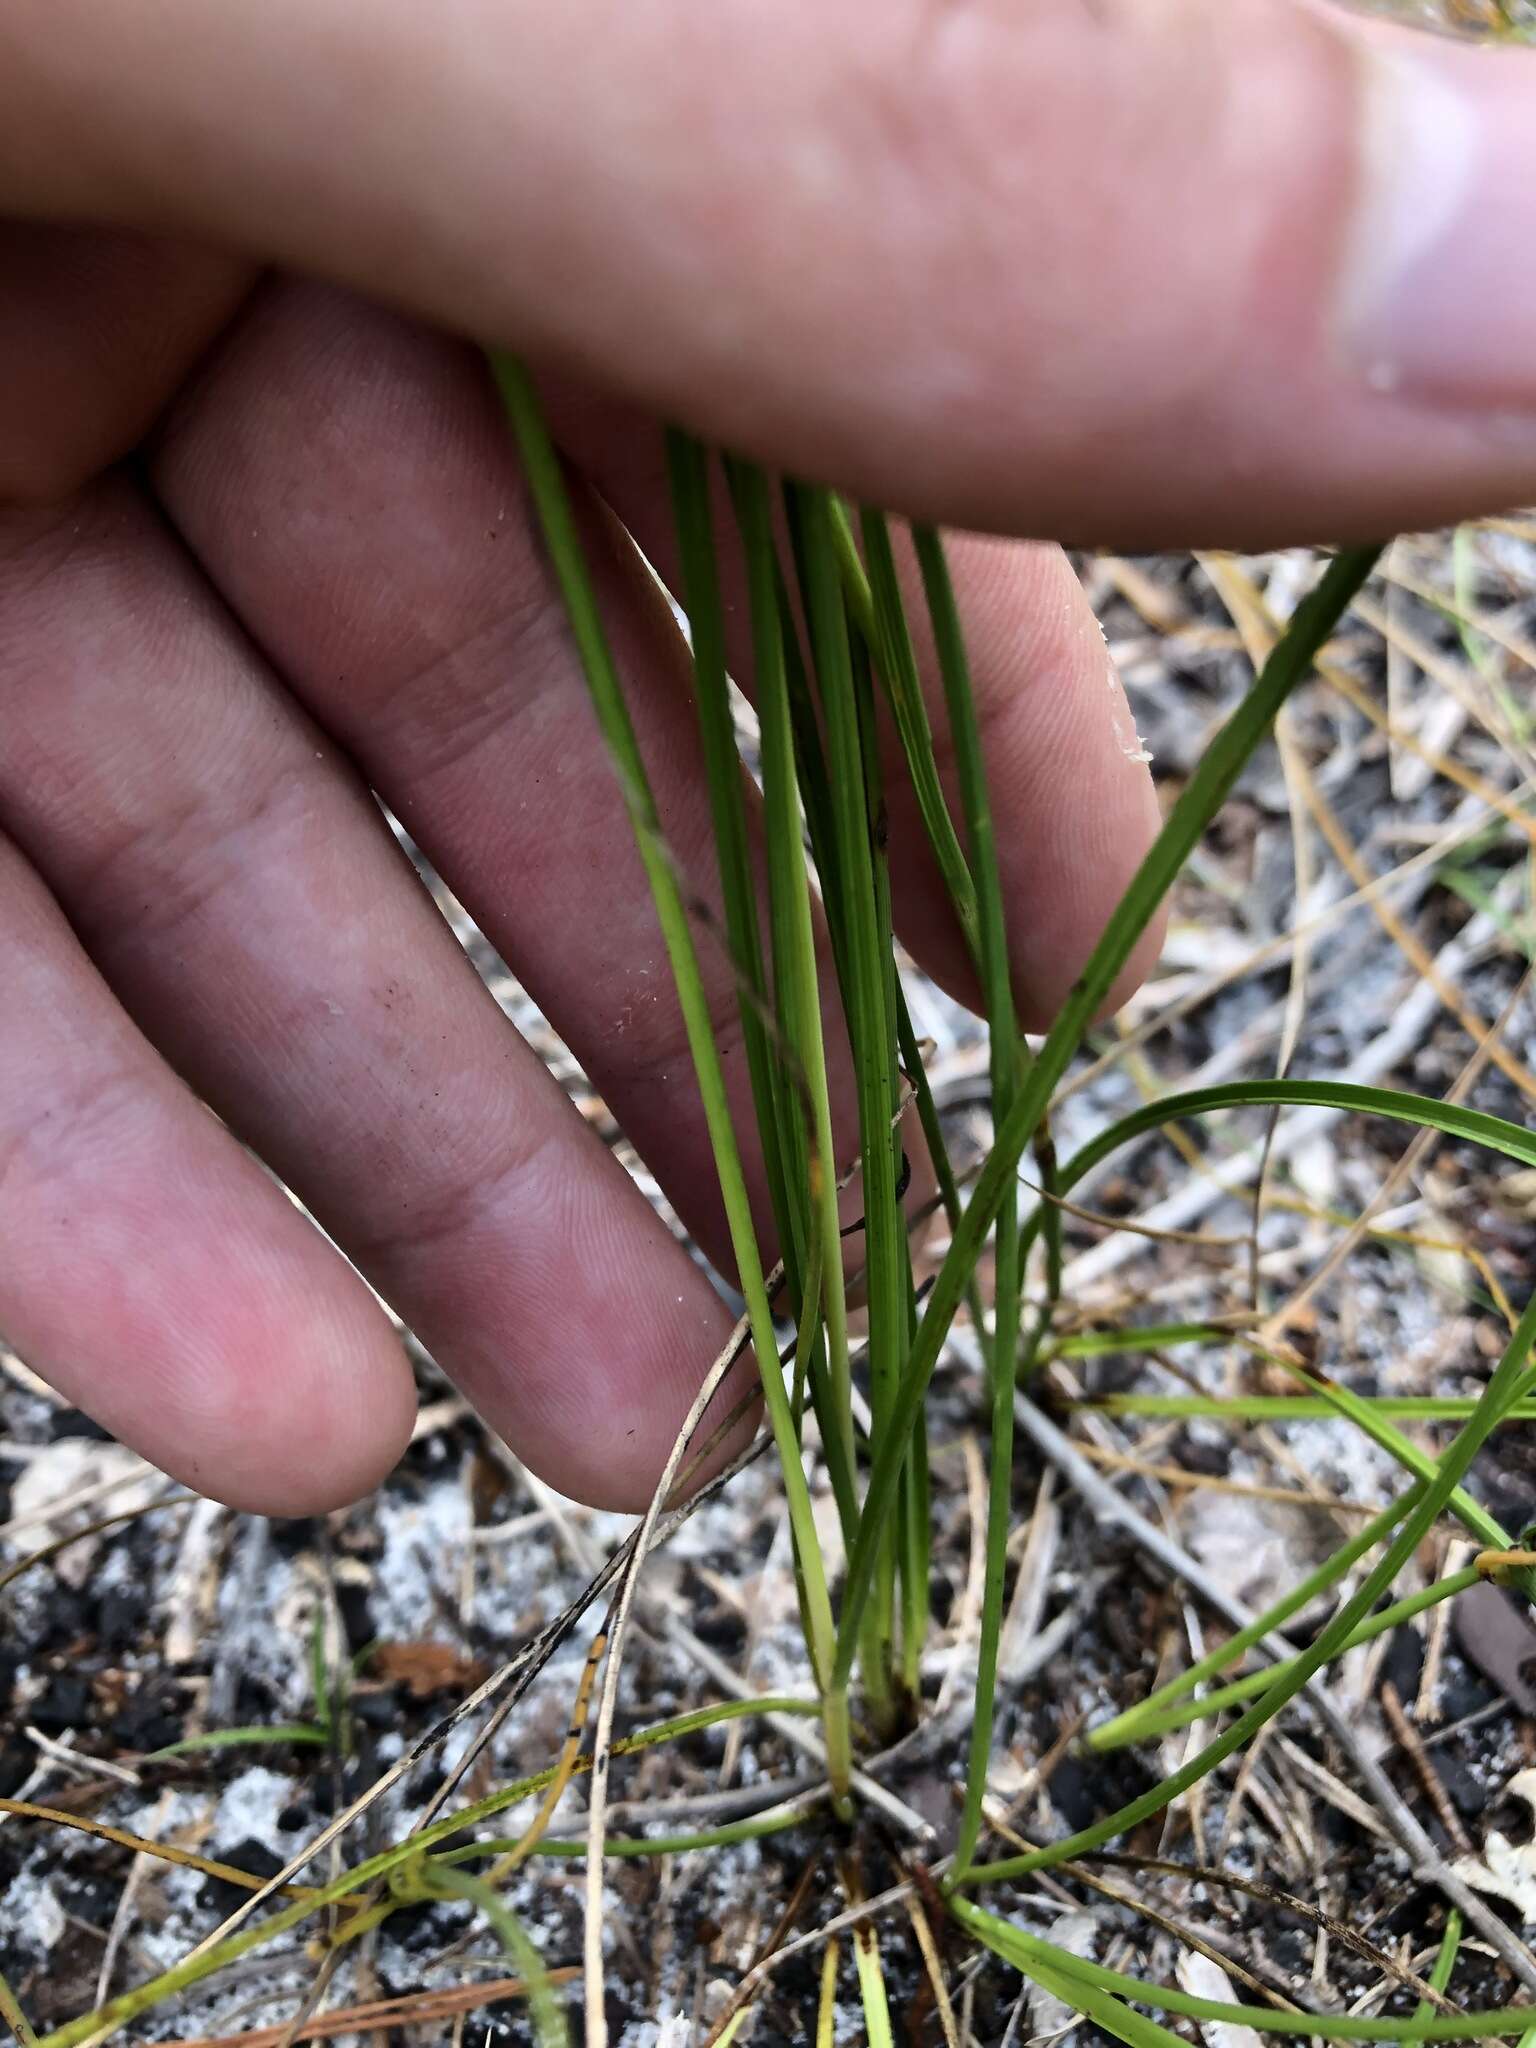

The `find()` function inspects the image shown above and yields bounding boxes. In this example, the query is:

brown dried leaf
[368,1641,490,1700]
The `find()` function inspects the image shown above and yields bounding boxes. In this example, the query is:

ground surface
[4,513,1534,2043]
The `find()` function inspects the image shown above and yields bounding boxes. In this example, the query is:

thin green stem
[856,613,917,1721]
[912,522,1062,1307]
[725,455,858,1526]
[1085,1493,1413,1751]
[666,429,795,1274]
[897,1418,930,1698]
[1101,1563,1481,1747]
[954,1894,1536,2041]
[895,985,992,1349]
[1081,1394,1536,1422]
[1051,1077,1536,1192]
[1049,1320,1257,1361]
[788,479,906,1718]
[495,361,839,1763]
[915,521,1021,1875]
[444,1800,815,1863]
[852,505,979,955]
[1271,1361,1515,1554]
[1416,1909,1462,2027]
[836,544,1384,1688]
[0,1974,39,2048]
[964,1279,1536,1885]
[423,1866,568,2047]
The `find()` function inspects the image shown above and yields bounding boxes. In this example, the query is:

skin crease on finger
[152,284,869,1284]
[3,0,1536,543]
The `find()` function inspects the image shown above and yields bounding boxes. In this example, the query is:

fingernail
[1340,36,1536,407]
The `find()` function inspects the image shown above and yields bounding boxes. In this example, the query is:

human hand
[0,0,1529,1515]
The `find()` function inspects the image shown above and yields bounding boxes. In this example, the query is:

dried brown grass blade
[151,1970,580,2048]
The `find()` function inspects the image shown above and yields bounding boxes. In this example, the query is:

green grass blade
[1084,1493,1412,1751]
[914,521,1023,1875]
[146,1724,330,1759]
[0,1972,39,2048]
[725,456,858,1528]
[1052,1078,1536,1189]
[1090,1350,1527,1752]
[895,985,996,1368]
[953,1895,1536,2041]
[666,429,797,1271]
[963,1278,1536,1885]
[1051,1321,1258,1361]
[789,484,904,1423]
[854,615,918,1718]
[910,521,1064,1306]
[1083,1394,1536,1422]
[959,1897,1242,2048]
[836,544,1384,1688]
[1269,1362,1512,1551]
[1102,1562,1482,1746]
[445,1800,812,1862]
[787,478,908,1715]
[424,1866,569,2047]
[851,1915,896,2048]
[1416,1909,1462,2027]
[898,1362,931,1698]
[855,506,980,954]
[1042,1076,1536,1600]
[494,362,840,1756]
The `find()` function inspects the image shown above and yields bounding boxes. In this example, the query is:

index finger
[2,0,1533,543]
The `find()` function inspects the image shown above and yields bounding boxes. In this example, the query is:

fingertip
[1093,892,1168,1029]
[537,1371,761,1515]
[0,842,422,1520]
[127,1253,418,1516]
[226,1300,418,1517]
[489,1310,759,1516]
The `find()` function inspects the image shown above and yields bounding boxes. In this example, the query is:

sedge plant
[490,357,1536,2035]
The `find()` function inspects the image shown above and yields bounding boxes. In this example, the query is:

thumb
[2,0,1532,546]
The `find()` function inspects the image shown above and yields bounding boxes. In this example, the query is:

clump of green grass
[15,374,1536,2047]
[490,362,1536,2037]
